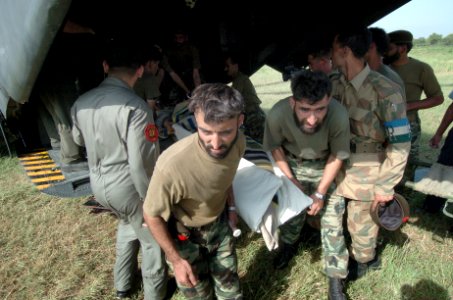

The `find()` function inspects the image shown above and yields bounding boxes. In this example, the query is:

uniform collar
[340,64,371,92]
[102,76,134,90]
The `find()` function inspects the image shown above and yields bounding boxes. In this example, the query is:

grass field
[1,46,452,300]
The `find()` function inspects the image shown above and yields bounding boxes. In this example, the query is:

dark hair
[104,39,147,72]
[146,45,163,62]
[291,70,332,104]
[225,51,242,66]
[188,83,244,123]
[336,27,372,59]
[369,27,389,56]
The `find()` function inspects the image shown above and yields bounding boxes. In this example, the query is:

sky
[371,0,453,38]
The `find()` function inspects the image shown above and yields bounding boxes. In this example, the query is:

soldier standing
[225,52,266,143]
[330,28,410,299]
[385,29,444,183]
[263,71,350,299]
[143,83,245,299]
[71,42,167,299]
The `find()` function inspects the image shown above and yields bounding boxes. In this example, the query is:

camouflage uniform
[232,72,266,144]
[169,214,242,300]
[263,97,350,276]
[283,157,349,278]
[331,65,411,264]
[390,58,443,181]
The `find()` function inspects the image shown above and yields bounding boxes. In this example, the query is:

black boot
[273,242,295,270]
[348,255,381,280]
[328,277,346,300]
[116,289,131,299]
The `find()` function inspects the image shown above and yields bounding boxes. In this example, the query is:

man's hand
[429,134,442,149]
[172,257,198,288]
[307,196,324,216]
[372,194,394,212]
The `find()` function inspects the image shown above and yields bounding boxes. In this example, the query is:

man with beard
[263,70,350,285]
[143,83,245,299]
[385,30,443,185]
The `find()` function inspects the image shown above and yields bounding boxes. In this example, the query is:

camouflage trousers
[169,216,242,300]
[346,200,379,264]
[282,158,349,278]
[243,107,266,144]
[403,119,421,182]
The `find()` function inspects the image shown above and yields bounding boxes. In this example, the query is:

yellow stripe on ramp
[31,175,65,183]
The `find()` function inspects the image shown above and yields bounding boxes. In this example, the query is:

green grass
[1,46,452,300]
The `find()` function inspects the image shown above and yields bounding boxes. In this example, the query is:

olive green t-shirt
[263,97,350,161]
[391,57,443,121]
[232,72,262,113]
[134,74,161,101]
[143,132,246,227]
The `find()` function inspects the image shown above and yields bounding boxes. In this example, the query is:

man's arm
[192,68,201,88]
[271,147,304,191]
[127,109,159,199]
[70,105,85,146]
[430,102,453,148]
[143,212,198,287]
[169,71,191,94]
[308,154,343,216]
[226,186,238,228]
[406,95,444,111]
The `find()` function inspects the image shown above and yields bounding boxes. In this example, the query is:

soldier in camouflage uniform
[385,30,444,183]
[263,71,350,298]
[143,83,245,299]
[330,28,411,299]
[225,52,266,144]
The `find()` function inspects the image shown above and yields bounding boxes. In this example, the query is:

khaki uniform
[263,97,351,278]
[331,65,410,263]
[71,77,166,299]
[391,58,443,180]
[232,72,266,143]
[144,132,245,299]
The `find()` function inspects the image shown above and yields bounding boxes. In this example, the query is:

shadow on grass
[237,223,322,299]
[401,279,450,300]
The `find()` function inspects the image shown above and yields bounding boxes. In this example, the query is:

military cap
[388,30,413,44]
[371,194,410,231]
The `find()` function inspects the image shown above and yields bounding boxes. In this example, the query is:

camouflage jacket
[331,65,410,200]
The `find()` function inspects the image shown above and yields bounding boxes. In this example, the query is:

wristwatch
[314,192,325,201]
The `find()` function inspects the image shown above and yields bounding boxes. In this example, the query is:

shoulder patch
[144,123,159,142]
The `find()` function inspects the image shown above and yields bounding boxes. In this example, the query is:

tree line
[414,33,453,46]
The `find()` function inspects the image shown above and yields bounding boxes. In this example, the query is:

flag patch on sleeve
[144,124,159,142]
[384,118,411,144]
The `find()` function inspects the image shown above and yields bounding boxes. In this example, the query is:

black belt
[350,142,384,154]
[287,152,326,162]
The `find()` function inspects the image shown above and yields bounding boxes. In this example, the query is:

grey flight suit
[71,77,166,299]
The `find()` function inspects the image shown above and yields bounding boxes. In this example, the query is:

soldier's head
[332,27,371,68]
[144,45,162,75]
[368,27,390,57]
[290,70,332,134]
[189,83,244,159]
[306,41,332,75]
[102,39,147,84]
[224,51,242,78]
[384,30,413,65]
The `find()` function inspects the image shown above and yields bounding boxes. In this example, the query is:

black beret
[388,30,413,44]
[371,194,410,231]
